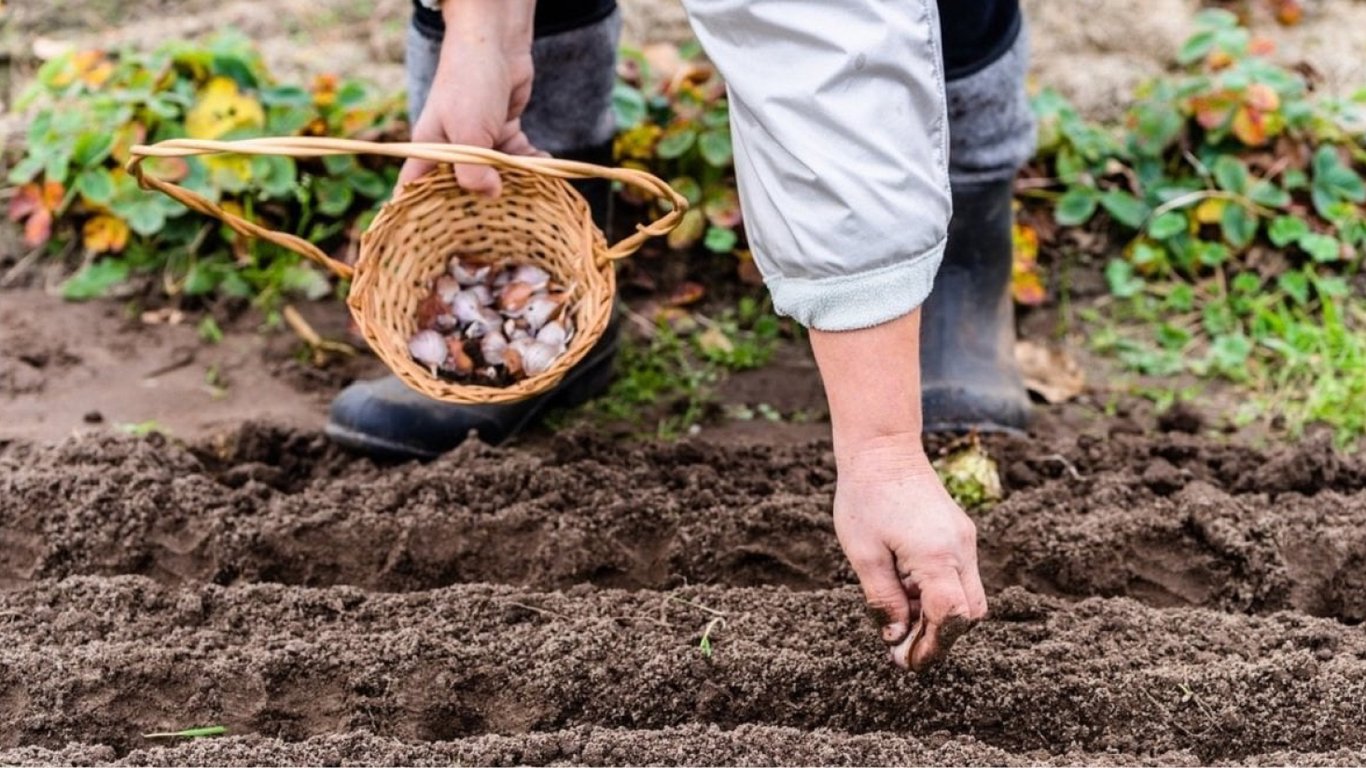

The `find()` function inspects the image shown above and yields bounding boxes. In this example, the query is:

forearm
[809,311,932,478]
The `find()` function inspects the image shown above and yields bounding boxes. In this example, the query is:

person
[327,0,1035,671]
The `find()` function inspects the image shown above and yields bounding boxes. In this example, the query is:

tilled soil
[2,424,1365,765]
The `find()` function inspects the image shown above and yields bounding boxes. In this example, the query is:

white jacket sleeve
[681,0,952,331]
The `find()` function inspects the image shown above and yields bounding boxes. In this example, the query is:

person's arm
[810,311,987,670]
[681,0,986,669]
[398,0,539,195]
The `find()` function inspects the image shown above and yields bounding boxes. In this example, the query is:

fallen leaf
[696,325,734,356]
[83,214,131,254]
[1194,198,1227,225]
[1273,0,1304,25]
[1243,83,1280,113]
[1232,105,1270,146]
[140,308,185,326]
[1014,340,1086,404]
[735,249,764,286]
[666,280,706,307]
[1011,222,1046,306]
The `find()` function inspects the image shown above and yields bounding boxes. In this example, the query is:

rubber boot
[326,141,619,460]
[919,178,1030,434]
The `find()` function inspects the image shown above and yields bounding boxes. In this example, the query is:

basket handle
[127,137,691,279]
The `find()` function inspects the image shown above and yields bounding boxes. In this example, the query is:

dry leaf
[666,280,706,307]
[83,214,131,254]
[1015,340,1085,404]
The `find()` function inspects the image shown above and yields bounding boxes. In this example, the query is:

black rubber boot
[326,318,619,460]
[920,178,1030,434]
[326,141,619,460]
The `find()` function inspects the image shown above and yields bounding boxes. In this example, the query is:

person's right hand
[832,437,988,671]
[398,3,540,197]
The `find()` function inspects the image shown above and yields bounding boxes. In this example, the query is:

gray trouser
[405,11,1032,181]
[405,8,1034,330]
[405,12,622,156]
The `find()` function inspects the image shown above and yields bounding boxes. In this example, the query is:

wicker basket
[128,137,686,404]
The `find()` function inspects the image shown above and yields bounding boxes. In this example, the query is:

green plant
[613,42,742,259]
[1027,9,1366,443]
[7,33,404,307]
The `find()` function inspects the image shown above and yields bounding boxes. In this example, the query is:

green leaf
[315,176,353,217]
[280,263,332,300]
[112,197,167,237]
[1104,258,1144,298]
[1277,270,1310,305]
[7,155,46,185]
[184,262,221,296]
[611,82,648,130]
[323,154,358,175]
[1298,232,1341,263]
[1211,156,1249,194]
[669,176,702,207]
[1054,187,1098,226]
[656,126,698,160]
[1099,189,1149,229]
[348,169,389,201]
[703,226,738,253]
[1177,30,1216,65]
[45,151,72,186]
[198,316,224,344]
[1247,180,1290,208]
[698,130,732,168]
[701,103,729,129]
[1147,211,1187,240]
[62,259,130,300]
[1208,333,1253,374]
[1268,215,1309,247]
[71,132,116,168]
[1219,203,1257,249]
[75,168,115,204]
[251,156,297,198]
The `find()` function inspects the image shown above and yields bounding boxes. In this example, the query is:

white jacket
[683,0,951,331]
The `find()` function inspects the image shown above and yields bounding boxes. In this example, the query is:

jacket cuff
[766,237,947,332]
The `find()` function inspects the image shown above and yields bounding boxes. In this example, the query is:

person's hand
[398,1,540,197]
[833,436,988,671]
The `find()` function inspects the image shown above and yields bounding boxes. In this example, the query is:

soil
[2,420,1366,765]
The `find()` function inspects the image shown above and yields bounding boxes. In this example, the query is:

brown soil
[2,423,1366,765]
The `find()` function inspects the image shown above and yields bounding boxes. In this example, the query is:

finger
[848,549,913,651]
[906,566,975,673]
[454,163,502,197]
[960,563,989,621]
[496,120,542,157]
[397,157,435,188]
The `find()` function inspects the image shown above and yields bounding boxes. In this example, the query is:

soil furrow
[3,428,1365,619]
[1,578,1363,761]
[3,726,1366,767]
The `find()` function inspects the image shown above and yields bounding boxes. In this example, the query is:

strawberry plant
[1025,8,1366,442]
[6,33,404,308]
[613,42,743,260]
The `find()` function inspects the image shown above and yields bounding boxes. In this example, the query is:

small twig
[503,600,571,621]
[1043,453,1083,481]
[143,347,197,379]
[0,245,44,288]
[666,594,727,618]
[282,304,356,365]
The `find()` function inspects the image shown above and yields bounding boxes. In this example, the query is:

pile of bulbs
[408,255,575,386]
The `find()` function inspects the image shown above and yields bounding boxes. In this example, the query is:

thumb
[904,565,975,673]
[397,157,435,189]
[849,549,914,650]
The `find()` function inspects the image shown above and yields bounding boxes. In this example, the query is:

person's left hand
[397,4,542,197]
